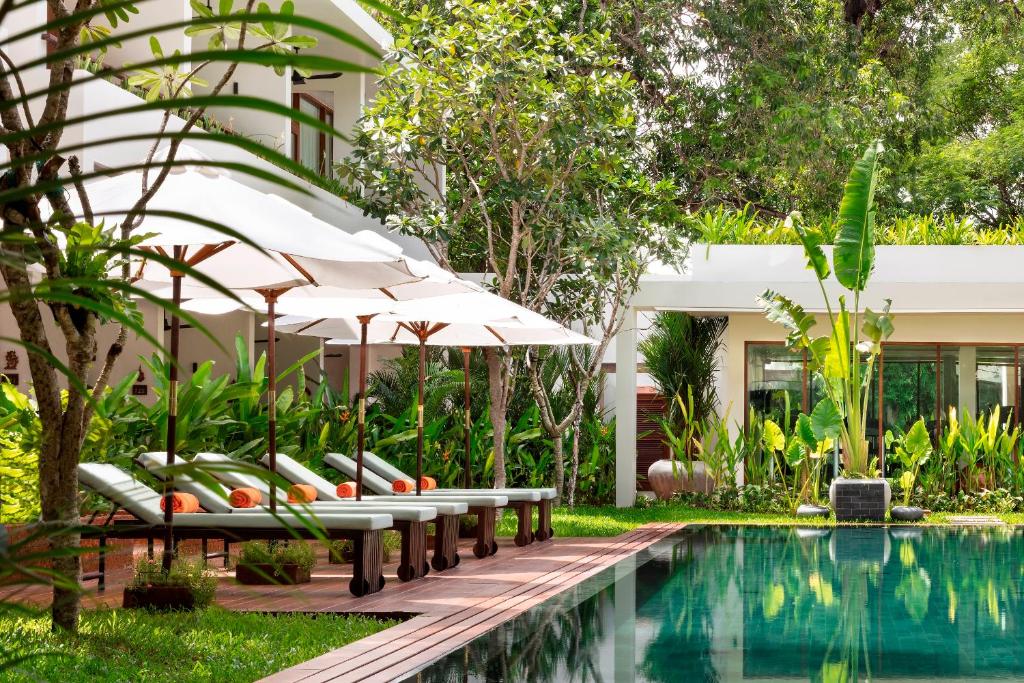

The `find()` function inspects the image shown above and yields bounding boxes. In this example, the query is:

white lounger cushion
[189,452,438,522]
[260,453,468,516]
[360,450,556,500]
[78,463,392,531]
[323,453,511,507]
[138,451,234,514]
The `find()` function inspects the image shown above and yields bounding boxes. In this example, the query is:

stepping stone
[948,516,1006,526]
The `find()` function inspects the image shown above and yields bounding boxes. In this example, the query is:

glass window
[976,346,1016,419]
[746,343,803,428]
[881,345,938,438]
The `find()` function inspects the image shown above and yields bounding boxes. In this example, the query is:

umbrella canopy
[71,145,431,565]
[272,298,596,494]
[78,147,420,291]
[276,314,595,347]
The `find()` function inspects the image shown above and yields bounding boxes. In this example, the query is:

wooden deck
[3,524,682,682]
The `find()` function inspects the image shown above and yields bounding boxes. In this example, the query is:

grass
[495,504,1024,538]
[0,606,396,682]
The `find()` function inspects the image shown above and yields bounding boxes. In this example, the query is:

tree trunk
[552,431,564,504]
[567,415,582,507]
[484,349,508,489]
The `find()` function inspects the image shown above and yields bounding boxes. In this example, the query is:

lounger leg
[147,536,154,560]
[201,538,208,566]
[473,507,496,559]
[431,515,460,571]
[98,534,106,593]
[223,540,231,568]
[397,521,428,582]
[535,500,553,541]
[349,530,385,597]
[514,503,533,547]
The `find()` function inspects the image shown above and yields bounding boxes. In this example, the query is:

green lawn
[0,606,396,682]
[495,504,1024,538]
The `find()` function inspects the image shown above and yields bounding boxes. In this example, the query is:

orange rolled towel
[419,476,437,491]
[391,479,416,493]
[159,492,200,514]
[287,484,317,504]
[336,481,358,498]
[229,487,261,508]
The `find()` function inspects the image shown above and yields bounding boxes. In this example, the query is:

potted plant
[650,390,713,499]
[759,141,894,521]
[123,558,217,610]
[235,541,316,585]
[886,418,932,521]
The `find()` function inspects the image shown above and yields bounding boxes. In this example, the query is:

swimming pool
[402,525,1024,681]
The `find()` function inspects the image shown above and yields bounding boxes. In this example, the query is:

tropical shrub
[638,312,727,432]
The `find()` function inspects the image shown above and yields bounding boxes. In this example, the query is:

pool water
[403,525,1024,681]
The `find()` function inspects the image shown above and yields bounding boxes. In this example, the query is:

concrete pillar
[958,346,977,416]
[615,307,638,508]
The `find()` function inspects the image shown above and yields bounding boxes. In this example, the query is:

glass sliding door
[746,343,804,429]
[291,93,335,176]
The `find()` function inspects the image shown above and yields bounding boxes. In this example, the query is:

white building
[0,1,420,398]
[611,245,1024,506]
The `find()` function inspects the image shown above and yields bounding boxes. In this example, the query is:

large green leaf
[810,398,842,441]
[833,140,883,291]
[795,225,830,281]
[757,289,815,349]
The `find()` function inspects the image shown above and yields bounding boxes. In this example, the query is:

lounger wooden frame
[80,505,386,597]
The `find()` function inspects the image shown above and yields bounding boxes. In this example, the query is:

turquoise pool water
[404,525,1024,681]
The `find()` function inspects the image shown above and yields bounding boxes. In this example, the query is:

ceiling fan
[292,70,344,86]
[291,48,343,86]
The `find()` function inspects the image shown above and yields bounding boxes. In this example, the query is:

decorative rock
[890,505,924,522]
[828,478,891,521]
[796,504,830,519]
[646,459,715,501]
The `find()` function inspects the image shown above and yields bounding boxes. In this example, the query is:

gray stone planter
[828,478,891,521]
[890,505,924,522]
[796,504,830,519]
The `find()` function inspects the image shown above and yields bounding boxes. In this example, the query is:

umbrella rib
[379,287,397,301]
[186,240,235,266]
[484,325,507,344]
[296,318,327,334]
[280,252,320,287]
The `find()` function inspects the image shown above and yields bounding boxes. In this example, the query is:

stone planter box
[123,585,197,611]
[235,563,311,585]
[829,478,891,521]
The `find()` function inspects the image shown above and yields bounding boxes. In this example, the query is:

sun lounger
[324,452,525,555]
[172,452,445,581]
[78,462,390,596]
[331,451,555,545]
[252,452,482,571]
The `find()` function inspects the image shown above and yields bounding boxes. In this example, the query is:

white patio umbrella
[70,146,430,565]
[271,297,596,494]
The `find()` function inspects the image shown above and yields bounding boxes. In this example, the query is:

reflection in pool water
[403,526,1024,681]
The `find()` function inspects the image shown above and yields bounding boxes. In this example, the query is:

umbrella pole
[462,347,472,488]
[162,255,183,571]
[417,332,426,496]
[265,294,279,513]
[356,316,371,502]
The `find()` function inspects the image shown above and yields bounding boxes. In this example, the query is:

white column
[615,307,638,508]
[613,552,637,681]
[958,346,977,416]
[245,310,256,373]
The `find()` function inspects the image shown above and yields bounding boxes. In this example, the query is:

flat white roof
[634,245,1024,314]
